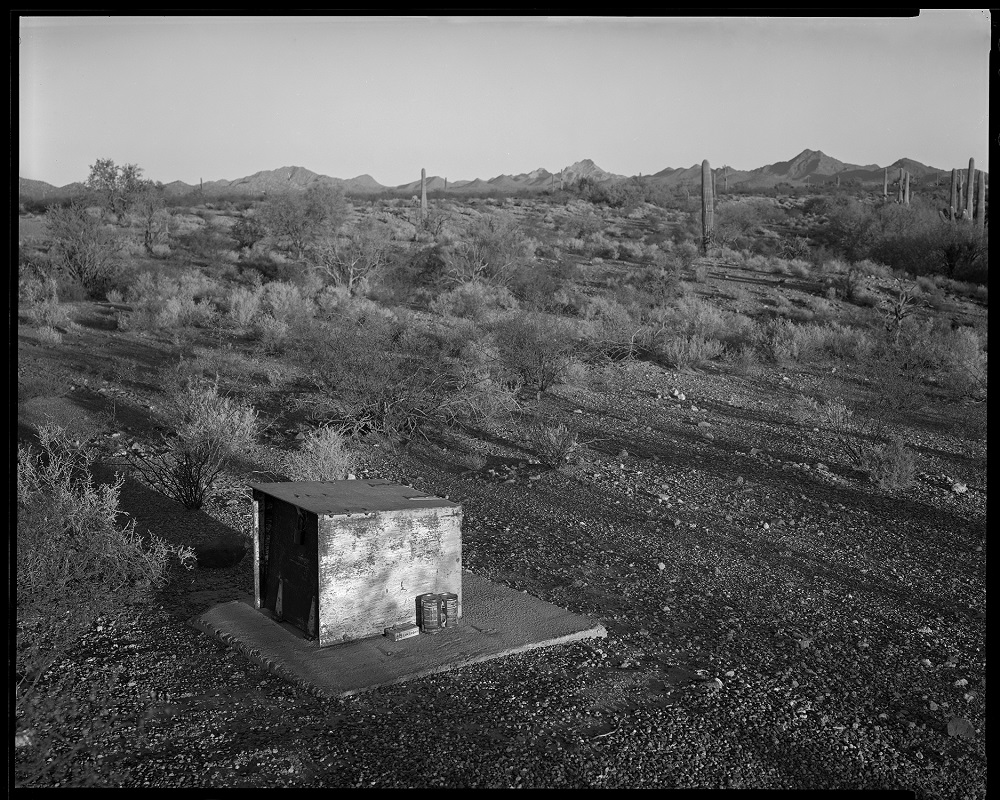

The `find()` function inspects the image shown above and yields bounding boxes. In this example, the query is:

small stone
[573,409,583,414]
[951,482,968,494]
[947,717,975,739]
[657,562,666,571]
[673,519,681,527]
[954,678,968,688]
[697,421,711,429]
[929,701,939,711]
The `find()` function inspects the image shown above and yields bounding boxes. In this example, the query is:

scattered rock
[947,717,976,739]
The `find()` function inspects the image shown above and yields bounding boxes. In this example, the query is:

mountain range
[18,150,974,201]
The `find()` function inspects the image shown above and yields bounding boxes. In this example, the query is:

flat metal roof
[249,479,460,516]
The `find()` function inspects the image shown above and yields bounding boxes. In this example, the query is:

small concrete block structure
[250,480,462,646]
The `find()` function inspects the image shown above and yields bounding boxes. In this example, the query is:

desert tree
[85,158,153,222]
[46,200,126,296]
[445,210,533,287]
[230,213,269,257]
[307,219,394,295]
[258,184,350,259]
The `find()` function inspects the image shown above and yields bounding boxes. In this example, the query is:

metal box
[251,480,462,646]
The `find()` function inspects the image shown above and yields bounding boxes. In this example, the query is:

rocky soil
[15,276,987,792]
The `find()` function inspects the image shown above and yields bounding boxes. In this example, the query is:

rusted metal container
[419,593,443,634]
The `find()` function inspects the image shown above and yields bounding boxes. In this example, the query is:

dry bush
[655,334,725,370]
[283,426,356,481]
[126,379,260,510]
[490,311,580,393]
[46,201,127,296]
[431,280,520,322]
[531,422,581,469]
[445,210,534,286]
[16,426,194,787]
[260,280,315,327]
[225,285,263,327]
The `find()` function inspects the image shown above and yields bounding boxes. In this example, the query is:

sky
[17,12,991,188]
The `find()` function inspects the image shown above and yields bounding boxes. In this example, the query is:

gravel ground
[17,350,986,794]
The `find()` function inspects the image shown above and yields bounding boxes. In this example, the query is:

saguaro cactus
[957,171,965,218]
[724,166,729,192]
[964,158,975,221]
[975,170,986,234]
[701,159,714,255]
[903,171,910,205]
[949,169,958,221]
[883,168,888,201]
[420,168,427,220]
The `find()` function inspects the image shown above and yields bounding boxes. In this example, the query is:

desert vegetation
[16,158,987,791]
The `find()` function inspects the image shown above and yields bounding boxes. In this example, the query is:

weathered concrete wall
[317,506,462,646]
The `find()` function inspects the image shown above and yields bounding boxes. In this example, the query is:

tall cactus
[949,169,958,221]
[701,159,714,255]
[897,168,904,203]
[903,171,910,205]
[957,171,965,218]
[420,168,427,220]
[964,158,975,221]
[883,168,888,201]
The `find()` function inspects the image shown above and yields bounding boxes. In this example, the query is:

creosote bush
[283,426,357,481]
[532,422,581,469]
[126,379,260,509]
[16,425,194,787]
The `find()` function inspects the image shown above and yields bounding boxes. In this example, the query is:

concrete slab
[191,570,606,697]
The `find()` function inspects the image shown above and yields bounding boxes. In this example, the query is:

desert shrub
[490,311,580,393]
[16,426,194,787]
[257,185,350,259]
[713,199,779,249]
[692,262,709,283]
[251,313,291,353]
[531,422,581,469]
[283,426,356,481]
[306,219,394,296]
[431,280,519,322]
[787,259,812,278]
[230,213,268,255]
[178,220,235,265]
[302,308,503,440]
[225,285,263,327]
[819,322,876,362]
[944,327,988,399]
[796,389,917,489]
[260,280,315,327]
[674,241,700,270]
[654,334,725,370]
[125,379,260,510]
[46,202,127,296]
[32,326,63,345]
[507,262,565,310]
[764,320,829,364]
[862,436,917,491]
[723,343,759,375]
[644,296,756,350]
[445,210,533,286]
[576,295,642,360]
[21,278,72,328]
